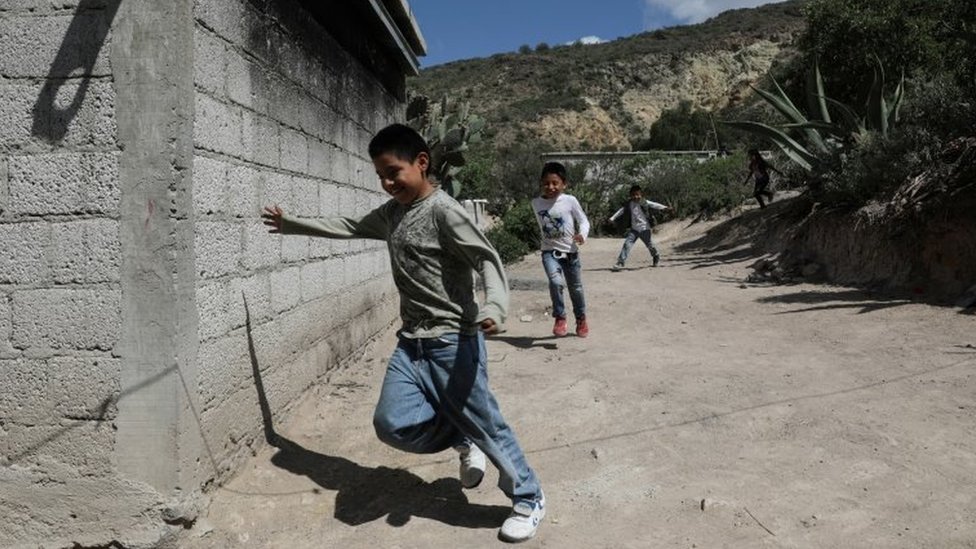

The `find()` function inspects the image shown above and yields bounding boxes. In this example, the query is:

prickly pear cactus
[406,94,485,198]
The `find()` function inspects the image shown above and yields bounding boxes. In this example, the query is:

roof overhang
[367,0,426,75]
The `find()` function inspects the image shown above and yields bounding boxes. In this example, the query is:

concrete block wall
[1,0,407,546]
[0,1,149,545]
[190,0,399,484]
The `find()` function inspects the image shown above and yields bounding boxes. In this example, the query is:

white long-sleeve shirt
[531,193,591,253]
[610,199,667,232]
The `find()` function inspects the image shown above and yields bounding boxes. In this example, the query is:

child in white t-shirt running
[530,162,591,338]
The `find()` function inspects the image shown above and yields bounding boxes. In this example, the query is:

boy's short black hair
[540,161,567,181]
[629,184,642,194]
[368,123,430,161]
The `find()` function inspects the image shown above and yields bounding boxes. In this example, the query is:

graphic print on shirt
[536,209,566,240]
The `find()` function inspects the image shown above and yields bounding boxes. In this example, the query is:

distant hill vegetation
[409,1,808,152]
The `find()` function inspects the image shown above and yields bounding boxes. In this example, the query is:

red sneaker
[552,317,568,337]
[576,317,589,338]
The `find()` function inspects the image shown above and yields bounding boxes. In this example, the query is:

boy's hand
[262,205,283,233]
[480,318,500,335]
[573,234,585,245]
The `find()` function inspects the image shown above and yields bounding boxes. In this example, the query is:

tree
[798,0,949,105]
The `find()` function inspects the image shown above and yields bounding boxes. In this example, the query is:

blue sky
[410,0,787,67]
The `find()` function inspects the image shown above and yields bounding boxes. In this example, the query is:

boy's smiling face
[540,173,566,199]
[373,151,434,205]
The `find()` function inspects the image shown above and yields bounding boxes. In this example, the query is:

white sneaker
[456,444,486,489]
[498,492,545,543]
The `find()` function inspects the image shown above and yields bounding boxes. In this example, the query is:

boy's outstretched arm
[607,206,624,224]
[261,203,389,240]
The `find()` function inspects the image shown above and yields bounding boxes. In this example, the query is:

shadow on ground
[268,436,509,528]
[757,289,913,315]
[492,335,559,350]
[243,295,509,530]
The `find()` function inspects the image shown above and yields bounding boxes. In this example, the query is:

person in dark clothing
[743,149,782,208]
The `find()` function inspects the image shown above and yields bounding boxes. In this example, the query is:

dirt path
[183,217,976,549]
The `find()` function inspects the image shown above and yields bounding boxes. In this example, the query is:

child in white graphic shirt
[530,162,591,338]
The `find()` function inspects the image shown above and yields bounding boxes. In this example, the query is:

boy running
[262,124,545,543]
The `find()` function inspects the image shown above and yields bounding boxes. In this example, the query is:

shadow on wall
[31,0,121,143]
[242,297,510,529]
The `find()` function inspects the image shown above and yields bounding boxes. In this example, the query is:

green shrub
[486,226,530,265]
[499,199,540,250]
[642,101,736,151]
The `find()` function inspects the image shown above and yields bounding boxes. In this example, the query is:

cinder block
[193,0,258,49]
[0,222,51,285]
[197,332,249,408]
[194,93,243,158]
[317,181,340,219]
[269,266,301,313]
[195,221,242,279]
[291,177,317,217]
[280,233,308,263]
[280,128,308,174]
[307,138,333,181]
[297,94,322,139]
[267,74,302,130]
[192,154,228,216]
[0,357,121,423]
[246,312,283,370]
[0,14,112,78]
[2,419,116,476]
[196,279,232,341]
[56,80,117,148]
[0,157,7,216]
[0,1,84,12]
[241,221,279,271]
[225,163,259,218]
[0,294,11,356]
[298,261,324,303]
[8,152,120,216]
[11,289,121,353]
[0,82,41,148]
[50,219,121,284]
[194,25,227,97]
[241,110,280,168]
[262,171,291,210]
[225,48,254,109]
[231,272,271,326]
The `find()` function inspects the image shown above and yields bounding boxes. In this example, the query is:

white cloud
[565,35,608,46]
[644,0,786,26]
[578,35,608,45]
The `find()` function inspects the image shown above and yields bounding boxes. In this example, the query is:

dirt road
[183,217,976,549]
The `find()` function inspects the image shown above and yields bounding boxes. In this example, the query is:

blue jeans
[616,229,659,266]
[541,250,586,320]
[372,332,542,504]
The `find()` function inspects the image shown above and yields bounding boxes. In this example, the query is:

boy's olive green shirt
[280,189,508,338]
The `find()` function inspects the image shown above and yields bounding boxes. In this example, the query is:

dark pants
[753,176,774,208]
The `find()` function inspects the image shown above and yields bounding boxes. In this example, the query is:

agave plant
[406,94,486,197]
[723,56,904,171]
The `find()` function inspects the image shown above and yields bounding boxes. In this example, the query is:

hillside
[409,1,808,151]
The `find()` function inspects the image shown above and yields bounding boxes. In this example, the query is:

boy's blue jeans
[617,229,659,265]
[372,332,542,504]
[541,250,586,320]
